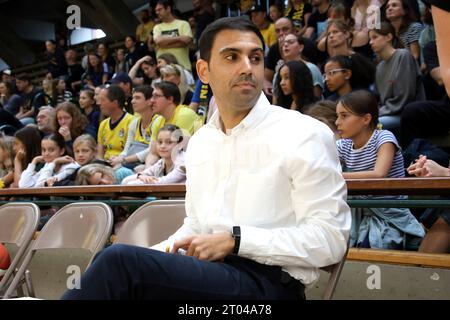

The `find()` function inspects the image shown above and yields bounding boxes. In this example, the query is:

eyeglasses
[151,93,165,99]
[283,39,298,45]
[323,69,349,79]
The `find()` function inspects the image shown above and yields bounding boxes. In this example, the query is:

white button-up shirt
[160,93,351,285]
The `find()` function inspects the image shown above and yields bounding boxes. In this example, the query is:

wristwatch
[232,226,241,254]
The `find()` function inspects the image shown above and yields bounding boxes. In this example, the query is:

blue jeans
[379,115,401,131]
[61,244,304,300]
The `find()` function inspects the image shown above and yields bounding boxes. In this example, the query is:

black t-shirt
[194,11,215,43]
[307,7,329,39]
[183,90,193,105]
[19,87,40,111]
[425,0,450,12]
[67,63,85,91]
[285,3,313,29]
[0,108,24,130]
[266,43,282,72]
[424,41,439,70]
[47,47,68,78]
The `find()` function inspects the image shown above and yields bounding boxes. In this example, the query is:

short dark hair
[104,85,125,108]
[153,81,181,105]
[198,16,265,63]
[134,85,153,100]
[339,90,379,130]
[125,35,136,43]
[157,0,174,11]
[16,73,30,83]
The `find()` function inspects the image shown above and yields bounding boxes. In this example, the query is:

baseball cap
[1,69,11,76]
[110,72,132,84]
[249,4,266,13]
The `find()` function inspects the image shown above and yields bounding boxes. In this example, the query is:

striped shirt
[336,129,405,178]
[399,22,423,50]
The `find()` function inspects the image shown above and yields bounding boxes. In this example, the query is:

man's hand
[171,232,235,262]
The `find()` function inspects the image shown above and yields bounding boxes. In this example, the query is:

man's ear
[196,59,210,84]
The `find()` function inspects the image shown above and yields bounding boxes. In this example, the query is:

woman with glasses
[323,55,354,101]
[279,33,324,99]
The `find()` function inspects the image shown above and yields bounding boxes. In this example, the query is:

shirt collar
[208,92,271,134]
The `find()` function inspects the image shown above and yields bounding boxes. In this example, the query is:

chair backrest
[0,203,40,293]
[115,200,186,247]
[321,245,349,300]
[3,202,113,299]
[33,202,113,253]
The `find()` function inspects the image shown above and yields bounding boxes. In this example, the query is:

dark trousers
[61,244,305,300]
[400,96,450,148]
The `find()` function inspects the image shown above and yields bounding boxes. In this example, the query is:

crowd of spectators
[0,0,449,253]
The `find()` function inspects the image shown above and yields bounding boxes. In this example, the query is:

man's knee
[93,244,136,266]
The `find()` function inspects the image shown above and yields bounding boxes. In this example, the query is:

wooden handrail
[348,248,450,268]
[1,178,450,198]
[0,184,186,198]
[346,177,450,195]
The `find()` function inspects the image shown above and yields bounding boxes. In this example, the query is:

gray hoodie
[376,49,425,116]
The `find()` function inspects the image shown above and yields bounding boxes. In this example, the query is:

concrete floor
[5,246,450,300]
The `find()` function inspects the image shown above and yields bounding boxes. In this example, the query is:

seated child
[121,124,186,185]
[335,90,424,249]
[0,136,15,188]
[18,133,80,188]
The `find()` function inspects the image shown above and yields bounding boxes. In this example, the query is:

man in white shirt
[61,16,351,300]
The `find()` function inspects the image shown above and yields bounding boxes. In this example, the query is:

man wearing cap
[1,69,17,94]
[250,5,277,49]
[110,72,134,114]
[1,69,12,82]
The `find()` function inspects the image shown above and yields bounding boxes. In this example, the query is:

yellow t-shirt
[136,21,155,43]
[153,19,193,71]
[98,113,135,160]
[260,23,277,48]
[151,105,201,141]
[135,114,164,144]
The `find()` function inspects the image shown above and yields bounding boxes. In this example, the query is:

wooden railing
[348,248,450,268]
[1,178,450,198]
[0,183,186,198]
[1,178,450,269]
